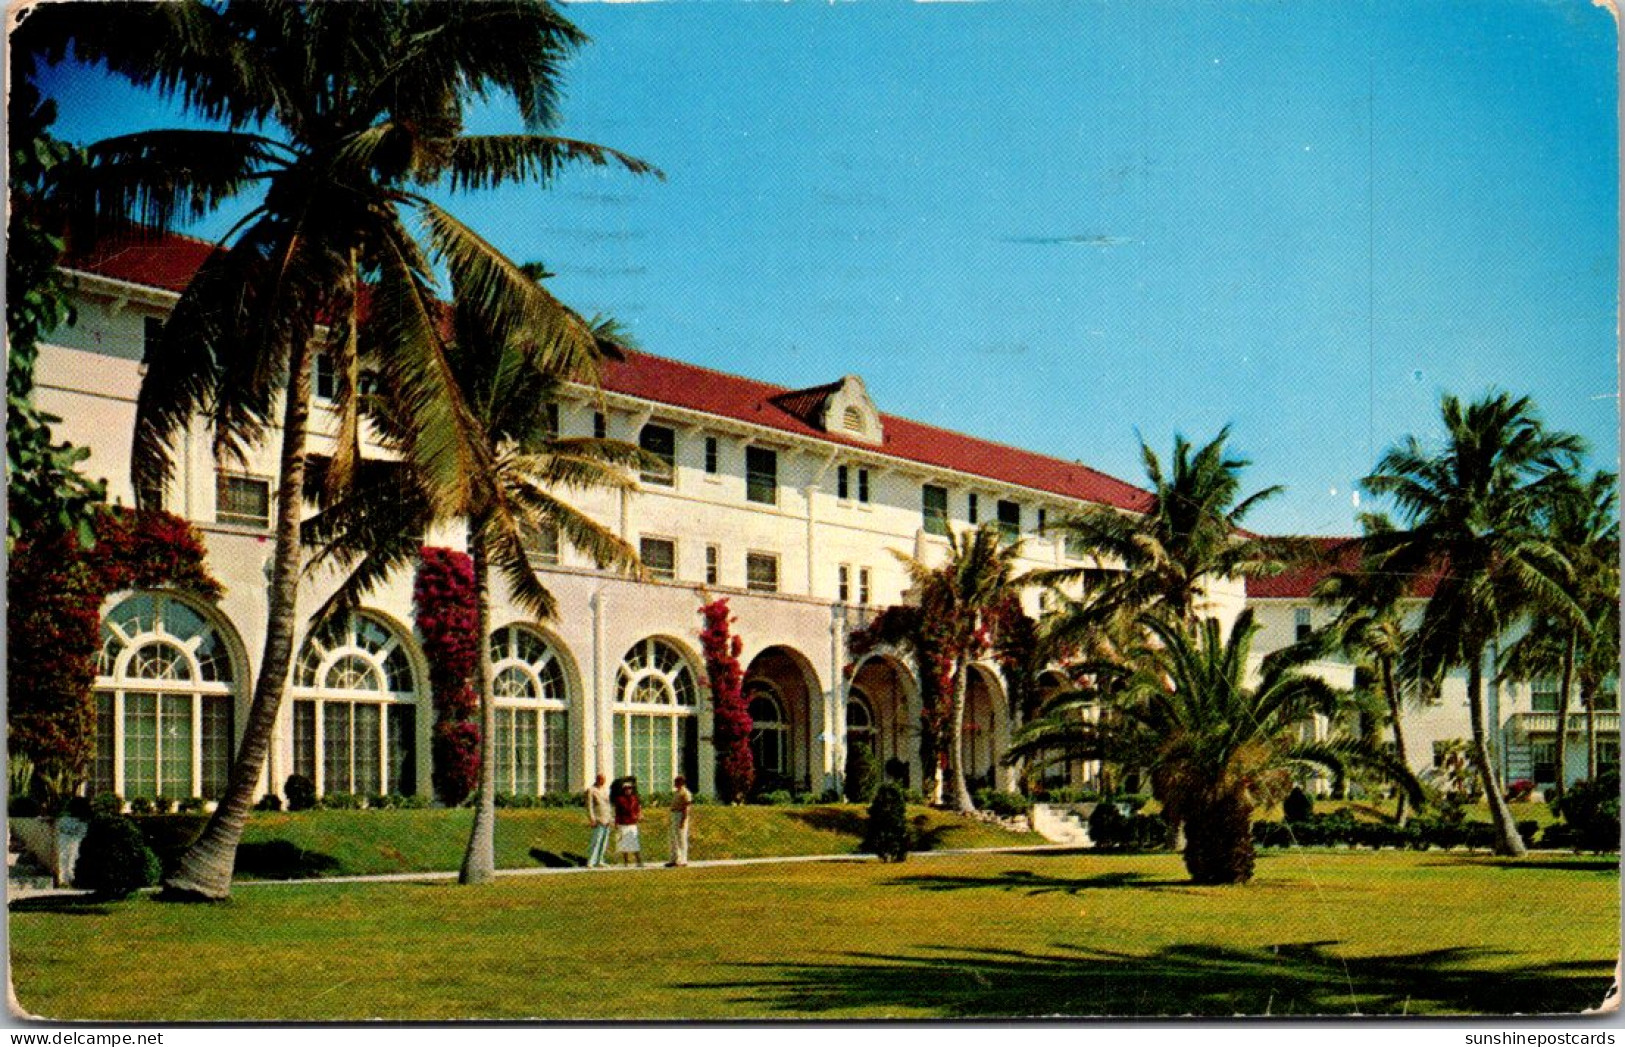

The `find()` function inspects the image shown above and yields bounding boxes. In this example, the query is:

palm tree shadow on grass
[884,868,1190,895]
[681,940,1612,1017]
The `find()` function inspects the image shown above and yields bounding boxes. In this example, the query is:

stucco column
[821,605,846,792]
[590,585,610,781]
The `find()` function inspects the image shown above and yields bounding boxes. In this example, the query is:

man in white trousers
[585,773,613,868]
[665,775,693,867]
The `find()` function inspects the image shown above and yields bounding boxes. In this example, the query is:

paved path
[7,843,1088,900]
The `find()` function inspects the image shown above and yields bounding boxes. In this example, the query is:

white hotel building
[32,231,1614,806]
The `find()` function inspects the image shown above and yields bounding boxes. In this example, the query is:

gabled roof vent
[819,375,883,446]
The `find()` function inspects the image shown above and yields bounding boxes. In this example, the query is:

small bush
[975,789,1033,819]
[151,796,174,814]
[284,774,316,812]
[1282,786,1314,823]
[73,815,161,898]
[89,792,125,817]
[128,797,154,815]
[863,781,910,861]
[255,794,283,812]
[320,791,363,810]
[815,787,842,804]
[844,744,880,804]
[177,797,205,814]
[753,790,794,807]
[1553,771,1621,853]
[8,796,42,818]
[1088,801,1131,848]
[396,793,430,810]
[1516,819,1540,849]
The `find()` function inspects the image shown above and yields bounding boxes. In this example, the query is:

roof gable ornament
[819,375,883,446]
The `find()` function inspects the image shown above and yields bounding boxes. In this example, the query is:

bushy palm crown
[21,0,655,509]
[1353,393,1584,682]
[1040,427,1285,636]
[896,524,1026,649]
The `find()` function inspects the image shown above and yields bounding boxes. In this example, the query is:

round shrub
[284,774,316,811]
[255,793,283,812]
[844,743,880,804]
[176,797,205,814]
[89,792,125,817]
[320,791,363,810]
[1554,771,1621,853]
[73,814,160,898]
[863,781,910,862]
[1088,801,1130,848]
[975,789,1033,819]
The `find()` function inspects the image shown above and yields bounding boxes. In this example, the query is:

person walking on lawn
[666,775,693,867]
[585,773,613,868]
[613,778,644,867]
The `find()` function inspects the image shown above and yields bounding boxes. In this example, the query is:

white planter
[9,816,89,887]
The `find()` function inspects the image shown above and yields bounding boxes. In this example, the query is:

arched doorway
[92,591,242,800]
[1034,668,1099,791]
[742,645,818,794]
[848,654,915,787]
[963,664,1004,791]
[291,610,425,797]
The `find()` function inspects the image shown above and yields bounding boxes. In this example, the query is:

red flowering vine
[414,547,480,803]
[8,508,222,802]
[699,597,753,802]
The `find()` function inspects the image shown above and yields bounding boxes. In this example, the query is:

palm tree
[1008,611,1420,884]
[1496,471,1615,801]
[305,305,649,884]
[21,1,656,899]
[1355,392,1584,856]
[894,524,1029,813]
[1038,427,1287,628]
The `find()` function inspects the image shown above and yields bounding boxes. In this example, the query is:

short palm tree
[1038,427,1287,629]
[1008,611,1420,884]
[895,524,1029,813]
[305,298,651,884]
[1356,392,1584,856]
[20,1,656,899]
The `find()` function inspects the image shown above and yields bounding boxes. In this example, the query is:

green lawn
[12,850,1616,1020]
[204,803,1040,879]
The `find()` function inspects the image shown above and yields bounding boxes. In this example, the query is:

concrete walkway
[7,842,1088,900]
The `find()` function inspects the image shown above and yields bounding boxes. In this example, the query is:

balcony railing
[1508,711,1620,736]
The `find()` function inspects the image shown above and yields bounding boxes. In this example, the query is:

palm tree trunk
[948,657,976,813]
[1380,656,1410,825]
[1466,655,1526,856]
[1582,679,1598,781]
[162,336,315,901]
[459,515,497,885]
[1552,629,1576,802]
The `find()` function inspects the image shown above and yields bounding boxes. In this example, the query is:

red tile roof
[1245,536,1442,599]
[65,229,1153,512]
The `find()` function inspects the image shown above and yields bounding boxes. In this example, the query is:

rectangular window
[143,316,165,361]
[1599,738,1620,775]
[746,552,779,593]
[1037,508,1048,533]
[1531,679,1561,713]
[594,412,607,440]
[704,436,719,476]
[323,703,353,793]
[543,709,568,793]
[640,424,676,486]
[996,499,1021,543]
[495,708,517,794]
[1531,739,1558,784]
[517,709,543,795]
[1594,681,1619,712]
[387,705,416,795]
[746,447,778,505]
[641,537,677,581]
[857,468,870,504]
[968,492,979,525]
[923,484,949,536]
[313,352,336,401]
[837,465,850,500]
[858,566,872,606]
[1295,607,1312,643]
[93,693,116,795]
[523,524,560,566]
[705,544,720,586]
[354,702,382,796]
[293,701,317,783]
[123,693,158,799]
[159,695,192,798]
[542,402,560,441]
[217,473,272,529]
[837,564,851,604]
[201,696,232,800]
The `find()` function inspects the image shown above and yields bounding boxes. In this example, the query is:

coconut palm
[304,302,650,884]
[1038,427,1288,629]
[894,524,1030,813]
[20,0,656,899]
[1008,610,1420,884]
[1355,392,1584,856]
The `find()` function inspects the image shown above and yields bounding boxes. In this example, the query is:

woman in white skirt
[612,778,644,867]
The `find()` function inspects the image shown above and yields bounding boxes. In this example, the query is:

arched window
[292,612,420,797]
[490,626,571,795]
[746,683,788,776]
[613,638,698,788]
[846,689,875,754]
[93,593,238,800]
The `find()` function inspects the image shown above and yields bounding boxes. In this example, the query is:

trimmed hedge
[1252,812,1576,852]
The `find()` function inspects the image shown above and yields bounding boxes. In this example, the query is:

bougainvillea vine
[699,597,753,803]
[414,547,480,803]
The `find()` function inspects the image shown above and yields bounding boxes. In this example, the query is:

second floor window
[217,473,272,530]
[640,424,676,486]
[746,552,779,593]
[837,465,850,500]
[523,524,560,565]
[705,544,720,585]
[837,564,851,604]
[857,468,870,504]
[1294,607,1312,643]
[1064,529,1087,560]
[967,492,979,525]
[143,316,165,362]
[704,437,719,476]
[746,447,777,505]
[313,352,336,401]
[858,566,871,605]
[922,484,948,536]
[594,412,607,440]
[641,537,676,581]
[996,499,1020,543]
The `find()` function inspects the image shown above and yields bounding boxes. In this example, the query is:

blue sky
[37,0,1618,535]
